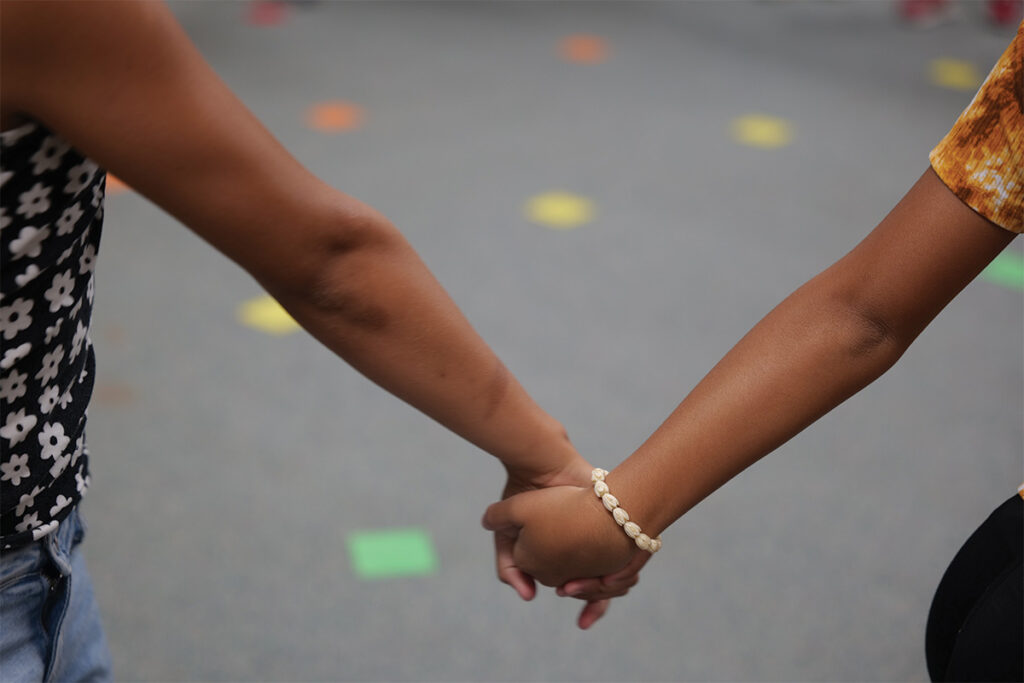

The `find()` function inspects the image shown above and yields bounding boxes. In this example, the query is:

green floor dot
[347,528,439,579]
[981,251,1024,291]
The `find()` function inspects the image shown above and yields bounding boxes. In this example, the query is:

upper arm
[818,168,1016,347]
[0,0,368,288]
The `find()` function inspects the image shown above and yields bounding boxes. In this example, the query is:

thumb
[481,496,524,535]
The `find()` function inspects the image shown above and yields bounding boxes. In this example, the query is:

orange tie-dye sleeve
[929,23,1023,233]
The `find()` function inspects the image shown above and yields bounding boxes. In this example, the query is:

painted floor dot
[237,295,300,335]
[525,191,595,230]
[246,1,289,26]
[93,382,137,407]
[731,114,793,149]
[981,251,1024,291]
[307,101,365,133]
[929,58,981,91]
[348,528,439,579]
[559,34,610,64]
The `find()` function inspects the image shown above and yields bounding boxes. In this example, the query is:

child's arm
[0,1,637,621]
[485,168,1016,593]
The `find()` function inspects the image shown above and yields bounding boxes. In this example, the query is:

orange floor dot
[307,102,365,132]
[93,382,138,407]
[106,174,130,195]
[246,1,289,27]
[559,34,609,64]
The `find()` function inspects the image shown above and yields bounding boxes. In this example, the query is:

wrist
[603,468,670,539]
[500,417,589,487]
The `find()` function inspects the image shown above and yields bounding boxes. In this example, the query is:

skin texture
[486,168,1017,596]
[0,0,643,627]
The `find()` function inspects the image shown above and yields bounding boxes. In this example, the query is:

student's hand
[484,485,651,629]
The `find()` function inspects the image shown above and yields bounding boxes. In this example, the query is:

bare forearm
[268,204,574,471]
[607,169,1015,537]
[609,278,908,535]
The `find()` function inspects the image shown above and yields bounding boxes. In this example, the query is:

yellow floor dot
[731,114,793,149]
[238,295,300,335]
[929,58,981,91]
[525,191,595,230]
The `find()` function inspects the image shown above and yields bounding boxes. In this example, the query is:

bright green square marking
[981,252,1024,291]
[347,528,438,579]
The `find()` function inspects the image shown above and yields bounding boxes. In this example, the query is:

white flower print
[49,495,73,517]
[0,454,30,487]
[86,275,95,305]
[55,202,83,236]
[45,319,63,344]
[30,136,70,175]
[38,385,60,414]
[15,486,43,516]
[33,520,59,541]
[43,270,74,313]
[71,435,85,467]
[79,244,97,275]
[0,123,33,145]
[35,345,65,385]
[38,422,70,461]
[48,452,71,478]
[0,298,33,339]
[0,370,28,403]
[15,512,40,534]
[59,389,73,410]
[0,171,12,189]
[0,207,10,230]
[0,342,31,370]
[70,321,87,361]
[69,298,82,320]
[14,265,41,287]
[91,182,103,208]
[64,160,98,196]
[8,225,51,260]
[16,183,50,219]
[75,469,90,495]
[0,408,37,446]
[56,245,73,265]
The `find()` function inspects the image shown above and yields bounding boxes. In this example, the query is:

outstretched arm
[0,1,638,622]
[486,168,1016,592]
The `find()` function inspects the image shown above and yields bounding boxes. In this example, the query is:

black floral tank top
[1,120,103,549]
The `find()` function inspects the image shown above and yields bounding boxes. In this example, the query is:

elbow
[836,297,911,373]
[265,199,404,333]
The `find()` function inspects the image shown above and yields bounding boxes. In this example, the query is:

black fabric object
[925,494,1023,682]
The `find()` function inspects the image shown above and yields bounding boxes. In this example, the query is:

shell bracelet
[591,468,662,553]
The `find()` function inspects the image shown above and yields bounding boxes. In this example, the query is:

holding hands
[487,462,655,629]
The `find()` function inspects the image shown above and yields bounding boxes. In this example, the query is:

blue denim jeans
[0,507,112,682]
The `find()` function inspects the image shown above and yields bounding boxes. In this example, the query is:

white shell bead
[590,467,663,554]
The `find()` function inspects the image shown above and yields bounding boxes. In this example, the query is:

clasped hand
[484,469,652,629]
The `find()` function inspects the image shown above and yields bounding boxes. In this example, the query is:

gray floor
[84,2,1021,681]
